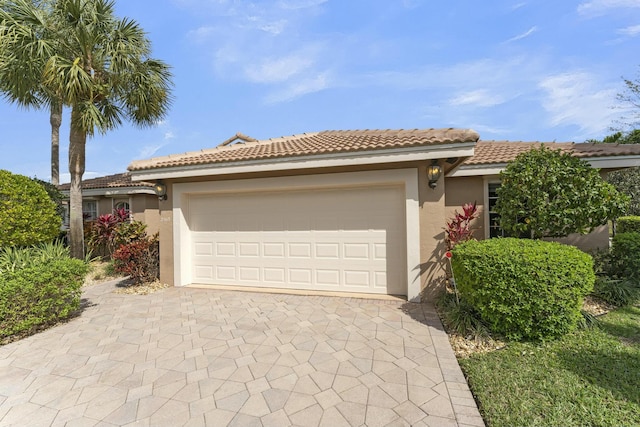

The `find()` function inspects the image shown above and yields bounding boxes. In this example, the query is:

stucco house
[59,172,161,235]
[127,129,640,302]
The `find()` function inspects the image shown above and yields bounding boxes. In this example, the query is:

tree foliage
[0,170,61,247]
[495,146,629,239]
[616,68,640,130]
[0,0,173,258]
[589,130,640,216]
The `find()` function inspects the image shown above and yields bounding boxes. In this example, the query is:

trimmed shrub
[617,216,640,234]
[611,232,640,280]
[112,235,159,284]
[451,238,595,340]
[0,170,61,247]
[0,257,88,338]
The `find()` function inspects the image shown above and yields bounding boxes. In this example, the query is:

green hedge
[451,238,594,340]
[611,232,640,281]
[617,216,640,234]
[0,258,88,338]
[0,170,61,247]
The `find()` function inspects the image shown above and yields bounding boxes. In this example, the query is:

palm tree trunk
[50,101,62,186]
[68,107,86,259]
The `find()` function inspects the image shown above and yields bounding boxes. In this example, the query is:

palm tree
[1,0,173,258]
[0,0,64,185]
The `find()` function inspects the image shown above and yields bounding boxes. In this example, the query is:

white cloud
[449,89,506,107]
[260,20,287,34]
[505,26,538,43]
[265,73,330,103]
[617,24,640,36]
[187,26,215,43]
[164,131,175,140]
[578,0,640,16]
[538,72,619,135]
[138,142,169,159]
[245,55,314,83]
[276,0,328,10]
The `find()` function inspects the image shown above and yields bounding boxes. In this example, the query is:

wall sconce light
[427,162,442,189]
[154,182,167,201]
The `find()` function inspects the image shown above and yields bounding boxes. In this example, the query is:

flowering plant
[445,202,478,251]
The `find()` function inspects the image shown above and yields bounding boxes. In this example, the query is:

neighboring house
[58,172,160,235]
[127,129,640,302]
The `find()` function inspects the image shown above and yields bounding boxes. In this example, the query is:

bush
[592,277,639,306]
[611,232,640,281]
[495,146,628,239]
[617,216,640,233]
[0,170,61,247]
[112,235,159,284]
[0,247,88,338]
[451,238,595,340]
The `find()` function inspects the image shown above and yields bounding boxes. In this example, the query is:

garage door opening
[186,185,407,296]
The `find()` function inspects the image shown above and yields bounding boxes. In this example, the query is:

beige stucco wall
[158,190,174,286]
[444,176,486,241]
[417,164,448,301]
[153,164,610,297]
[131,194,160,236]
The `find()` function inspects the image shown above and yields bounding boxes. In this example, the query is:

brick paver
[0,280,484,426]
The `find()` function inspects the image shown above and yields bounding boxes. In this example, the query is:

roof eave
[60,187,156,197]
[129,142,477,181]
[447,155,640,177]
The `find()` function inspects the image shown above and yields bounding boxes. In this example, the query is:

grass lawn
[459,305,640,427]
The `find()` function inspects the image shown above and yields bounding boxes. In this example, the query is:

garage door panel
[188,186,406,295]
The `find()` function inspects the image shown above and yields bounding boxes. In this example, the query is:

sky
[1,0,639,183]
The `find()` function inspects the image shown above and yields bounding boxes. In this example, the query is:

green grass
[460,305,640,427]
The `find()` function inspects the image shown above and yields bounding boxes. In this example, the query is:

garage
[170,169,421,298]
[130,129,481,301]
[187,185,407,295]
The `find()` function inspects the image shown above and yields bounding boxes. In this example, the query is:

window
[82,200,98,221]
[114,201,130,212]
[487,182,504,238]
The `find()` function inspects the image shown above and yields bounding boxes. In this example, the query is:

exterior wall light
[154,182,167,200]
[427,162,442,189]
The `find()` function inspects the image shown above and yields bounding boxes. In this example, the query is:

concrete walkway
[0,280,484,427]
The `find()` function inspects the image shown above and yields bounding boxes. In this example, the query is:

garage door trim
[172,169,421,301]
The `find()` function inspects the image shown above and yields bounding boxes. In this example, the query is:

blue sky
[1,0,639,182]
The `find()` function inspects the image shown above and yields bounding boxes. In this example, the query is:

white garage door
[187,185,407,296]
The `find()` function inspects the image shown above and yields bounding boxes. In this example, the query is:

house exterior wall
[157,163,447,301]
[131,194,160,235]
[444,176,486,241]
[418,163,447,301]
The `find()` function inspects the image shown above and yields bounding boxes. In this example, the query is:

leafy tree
[495,146,629,239]
[0,0,64,185]
[0,170,61,247]
[616,67,640,130]
[32,177,65,221]
[589,130,640,216]
[0,0,173,258]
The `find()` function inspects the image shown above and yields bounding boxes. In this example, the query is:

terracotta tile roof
[58,172,154,191]
[128,128,480,171]
[463,141,640,166]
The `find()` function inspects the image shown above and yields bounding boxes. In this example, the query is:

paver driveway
[0,280,484,427]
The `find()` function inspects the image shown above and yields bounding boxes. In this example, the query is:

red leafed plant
[445,202,479,250]
[112,235,159,284]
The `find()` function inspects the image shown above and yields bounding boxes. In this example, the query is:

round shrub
[611,232,640,281]
[0,257,88,338]
[617,216,640,234]
[451,238,595,340]
[0,170,61,247]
